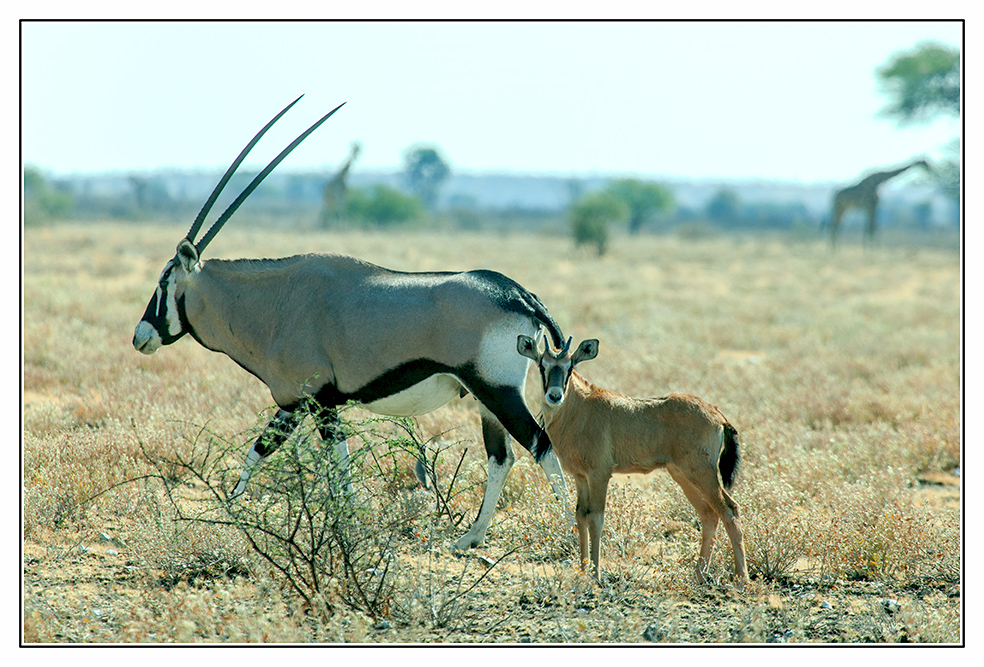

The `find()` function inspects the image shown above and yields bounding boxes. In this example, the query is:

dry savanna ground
[22,221,961,644]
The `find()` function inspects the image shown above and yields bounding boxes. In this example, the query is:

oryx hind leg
[452,406,515,551]
[230,409,302,499]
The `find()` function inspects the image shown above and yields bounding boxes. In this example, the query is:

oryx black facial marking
[133,261,187,352]
[132,97,569,551]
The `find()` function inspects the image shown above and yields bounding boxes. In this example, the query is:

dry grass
[22,221,961,643]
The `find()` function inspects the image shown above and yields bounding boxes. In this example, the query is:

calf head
[517,334,598,407]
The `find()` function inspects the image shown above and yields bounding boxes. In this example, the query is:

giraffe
[319,141,362,226]
[828,158,931,247]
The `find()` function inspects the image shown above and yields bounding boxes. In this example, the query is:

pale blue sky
[21,20,961,184]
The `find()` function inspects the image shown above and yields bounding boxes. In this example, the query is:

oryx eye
[158,265,175,286]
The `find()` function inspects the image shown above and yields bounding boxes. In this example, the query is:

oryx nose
[132,321,159,354]
[545,387,564,405]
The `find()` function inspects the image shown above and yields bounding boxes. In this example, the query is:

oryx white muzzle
[133,321,162,354]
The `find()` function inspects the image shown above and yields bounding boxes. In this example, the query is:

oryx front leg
[316,407,354,499]
[537,446,569,506]
[538,445,574,536]
[230,409,302,499]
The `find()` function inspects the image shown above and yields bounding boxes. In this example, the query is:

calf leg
[695,468,748,583]
[230,409,303,499]
[667,466,721,583]
[719,487,749,582]
[453,407,515,551]
[574,477,591,572]
[670,465,748,584]
[585,472,611,580]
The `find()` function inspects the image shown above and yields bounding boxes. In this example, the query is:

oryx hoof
[452,534,483,552]
[694,565,718,586]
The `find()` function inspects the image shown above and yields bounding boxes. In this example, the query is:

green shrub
[345,185,422,227]
[569,192,628,255]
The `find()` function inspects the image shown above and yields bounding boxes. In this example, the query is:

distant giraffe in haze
[320,141,362,226]
[828,159,931,247]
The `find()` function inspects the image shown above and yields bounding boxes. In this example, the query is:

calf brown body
[518,335,748,583]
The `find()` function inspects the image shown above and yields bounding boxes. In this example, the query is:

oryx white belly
[366,373,463,417]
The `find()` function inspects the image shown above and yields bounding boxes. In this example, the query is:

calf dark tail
[719,423,741,489]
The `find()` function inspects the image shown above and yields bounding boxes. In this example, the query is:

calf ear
[517,334,540,361]
[176,239,200,272]
[572,339,599,365]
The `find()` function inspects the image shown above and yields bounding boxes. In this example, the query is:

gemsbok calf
[517,335,749,583]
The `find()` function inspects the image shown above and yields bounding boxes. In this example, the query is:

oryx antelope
[133,97,570,550]
[517,335,749,583]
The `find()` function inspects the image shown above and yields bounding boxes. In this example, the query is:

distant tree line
[27,63,958,242]
[25,163,948,237]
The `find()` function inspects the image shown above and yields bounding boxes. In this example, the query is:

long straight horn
[195,101,346,254]
[560,336,573,356]
[185,95,304,245]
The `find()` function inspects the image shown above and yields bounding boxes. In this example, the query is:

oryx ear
[176,239,200,272]
[517,334,540,361]
[571,339,599,365]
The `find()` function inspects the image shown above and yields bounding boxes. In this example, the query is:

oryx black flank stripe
[314,358,457,408]
[305,357,554,462]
